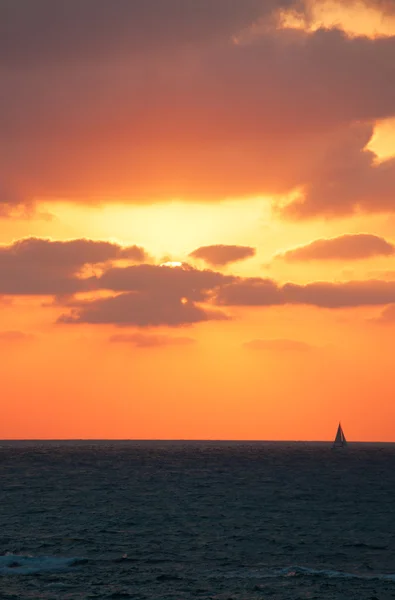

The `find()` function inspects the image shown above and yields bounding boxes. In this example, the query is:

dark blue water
[1,441,395,599]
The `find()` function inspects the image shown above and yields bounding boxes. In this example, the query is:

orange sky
[1,0,395,440]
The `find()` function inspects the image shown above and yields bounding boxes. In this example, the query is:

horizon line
[0,438,393,444]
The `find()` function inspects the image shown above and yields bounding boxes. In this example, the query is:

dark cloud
[0,269,91,296]
[3,236,395,315]
[0,237,146,295]
[189,244,256,266]
[277,234,395,261]
[58,263,232,327]
[216,278,395,308]
[286,280,395,308]
[58,293,229,327]
[2,13,395,215]
[109,333,196,347]
[244,338,314,351]
[216,278,283,306]
[282,124,395,218]
[98,264,232,301]
[0,237,147,270]
[0,240,230,307]
[0,180,28,215]
[3,1,394,69]
[119,246,149,261]
[56,271,395,327]
[0,0,278,67]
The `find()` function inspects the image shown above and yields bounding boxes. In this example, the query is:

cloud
[189,244,256,266]
[2,10,395,215]
[3,1,395,68]
[0,0,279,67]
[55,273,395,327]
[216,278,283,306]
[3,236,395,317]
[98,264,233,300]
[57,263,232,327]
[277,234,395,261]
[119,246,149,261]
[0,180,28,216]
[0,237,147,295]
[108,333,196,347]
[2,237,147,269]
[58,293,229,327]
[0,330,35,342]
[282,124,395,218]
[244,338,314,351]
[216,278,395,308]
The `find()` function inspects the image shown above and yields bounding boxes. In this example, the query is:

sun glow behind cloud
[2,0,395,440]
[368,118,395,161]
[38,199,270,262]
[279,0,395,38]
[160,261,183,268]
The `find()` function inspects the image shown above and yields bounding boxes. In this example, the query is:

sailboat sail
[332,423,347,448]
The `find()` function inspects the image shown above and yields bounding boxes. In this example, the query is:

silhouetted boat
[332,422,347,448]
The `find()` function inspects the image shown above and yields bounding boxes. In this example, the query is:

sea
[1,441,395,600]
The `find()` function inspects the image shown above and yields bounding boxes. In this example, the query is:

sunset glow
[160,262,183,268]
[2,0,395,441]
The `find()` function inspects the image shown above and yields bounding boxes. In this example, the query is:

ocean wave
[222,565,395,582]
[343,542,388,550]
[0,553,84,575]
[273,566,395,581]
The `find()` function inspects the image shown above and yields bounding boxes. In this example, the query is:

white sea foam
[0,553,81,575]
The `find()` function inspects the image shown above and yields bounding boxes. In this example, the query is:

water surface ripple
[1,441,394,599]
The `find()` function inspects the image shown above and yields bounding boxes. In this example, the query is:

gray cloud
[3,233,395,324]
[282,124,395,218]
[0,237,147,270]
[3,1,395,69]
[216,278,395,308]
[215,278,283,306]
[58,292,229,327]
[98,264,232,301]
[0,237,147,295]
[190,244,256,266]
[277,234,395,261]
[2,13,395,216]
[56,273,395,328]
[57,263,233,327]
[0,180,28,215]
[0,0,277,68]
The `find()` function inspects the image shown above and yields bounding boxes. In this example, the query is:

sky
[1,0,395,441]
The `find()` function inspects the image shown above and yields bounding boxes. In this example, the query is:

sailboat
[332,422,347,449]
